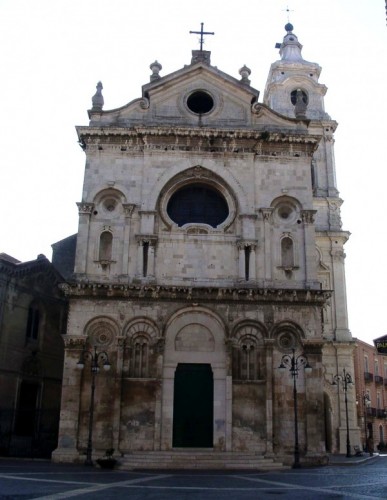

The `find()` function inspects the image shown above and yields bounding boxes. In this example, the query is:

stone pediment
[87,61,307,133]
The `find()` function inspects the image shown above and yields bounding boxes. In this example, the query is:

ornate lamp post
[332,368,353,457]
[278,348,312,468]
[77,345,111,465]
[362,392,371,452]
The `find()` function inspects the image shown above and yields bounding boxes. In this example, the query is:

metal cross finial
[189,22,214,51]
[283,5,294,23]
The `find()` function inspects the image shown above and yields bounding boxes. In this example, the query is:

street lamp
[362,392,371,452]
[278,348,312,468]
[332,368,353,457]
[77,345,111,465]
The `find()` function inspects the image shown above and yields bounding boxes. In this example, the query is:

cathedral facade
[53,24,359,467]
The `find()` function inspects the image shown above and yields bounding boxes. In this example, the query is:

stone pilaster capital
[301,209,317,224]
[260,208,274,222]
[122,203,136,218]
[76,202,94,215]
[135,234,158,246]
[236,239,258,250]
[63,336,87,349]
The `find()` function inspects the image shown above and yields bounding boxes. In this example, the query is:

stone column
[112,336,125,454]
[303,341,326,461]
[329,234,351,341]
[74,203,94,275]
[260,208,274,284]
[135,235,158,280]
[264,339,275,457]
[122,203,136,276]
[301,210,317,287]
[236,240,257,281]
[52,337,86,463]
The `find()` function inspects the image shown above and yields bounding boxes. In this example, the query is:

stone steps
[117,450,288,471]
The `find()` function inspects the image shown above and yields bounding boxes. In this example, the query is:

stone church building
[53,24,360,467]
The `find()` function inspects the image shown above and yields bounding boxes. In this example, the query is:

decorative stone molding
[76,126,321,157]
[76,202,94,215]
[139,97,150,109]
[59,281,331,306]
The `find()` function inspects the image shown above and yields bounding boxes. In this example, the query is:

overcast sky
[0,0,386,345]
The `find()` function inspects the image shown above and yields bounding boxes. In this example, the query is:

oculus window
[187,91,214,114]
[167,183,229,228]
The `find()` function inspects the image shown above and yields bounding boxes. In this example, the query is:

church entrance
[172,363,213,448]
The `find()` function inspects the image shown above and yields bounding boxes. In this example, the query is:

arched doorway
[161,308,227,451]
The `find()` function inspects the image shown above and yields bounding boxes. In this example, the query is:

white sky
[0,0,386,345]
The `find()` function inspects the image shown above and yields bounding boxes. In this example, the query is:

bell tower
[264,23,329,121]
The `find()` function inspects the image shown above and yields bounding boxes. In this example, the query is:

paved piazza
[0,457,386,499]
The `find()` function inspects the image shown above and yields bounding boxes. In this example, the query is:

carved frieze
[59,281,331,306]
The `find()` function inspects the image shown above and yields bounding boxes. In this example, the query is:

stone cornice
[76,125,321,156]
[59,282,331,306]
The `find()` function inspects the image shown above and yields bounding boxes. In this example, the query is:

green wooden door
[172,363,213,448]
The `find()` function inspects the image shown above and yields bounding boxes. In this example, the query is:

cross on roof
[189,22,214,51]
[283,5,294,22]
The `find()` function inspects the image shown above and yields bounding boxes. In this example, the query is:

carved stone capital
[77,202,94,215]
[123,203,136,218]
[236,239,258,250]
[260,208,274,222]
[330,249,346,262]
[63,336,86,349]
[301,210,317,224]
[135,234,158,246]
[327,199,343,229]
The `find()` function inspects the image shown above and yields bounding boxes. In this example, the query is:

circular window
[187,91,214,114]
[167,183,229,227]
[277,331,296,351]
[290,89,308,106]
[103,198,117,212]
[278,204,293,220]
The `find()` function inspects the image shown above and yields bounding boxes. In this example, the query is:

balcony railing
[384,378,387,386]
[375,375,384,384]
[364,372,373,382]
[376,409,387,419]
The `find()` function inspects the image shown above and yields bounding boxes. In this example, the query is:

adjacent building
[354,338,387,451]
[0,253,67,457]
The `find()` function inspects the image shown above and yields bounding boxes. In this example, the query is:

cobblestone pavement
[0,456,386,499]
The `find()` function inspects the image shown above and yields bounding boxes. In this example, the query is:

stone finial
[294,88,308,119]
[91,81,104,111]
[150,60,162,82]
[239,65,251,85]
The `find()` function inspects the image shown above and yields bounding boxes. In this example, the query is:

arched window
[99,231,113,261]
[131,335,150,378]
[232,335,263,381]
[281,236,294,268]
[26,303,40,341]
